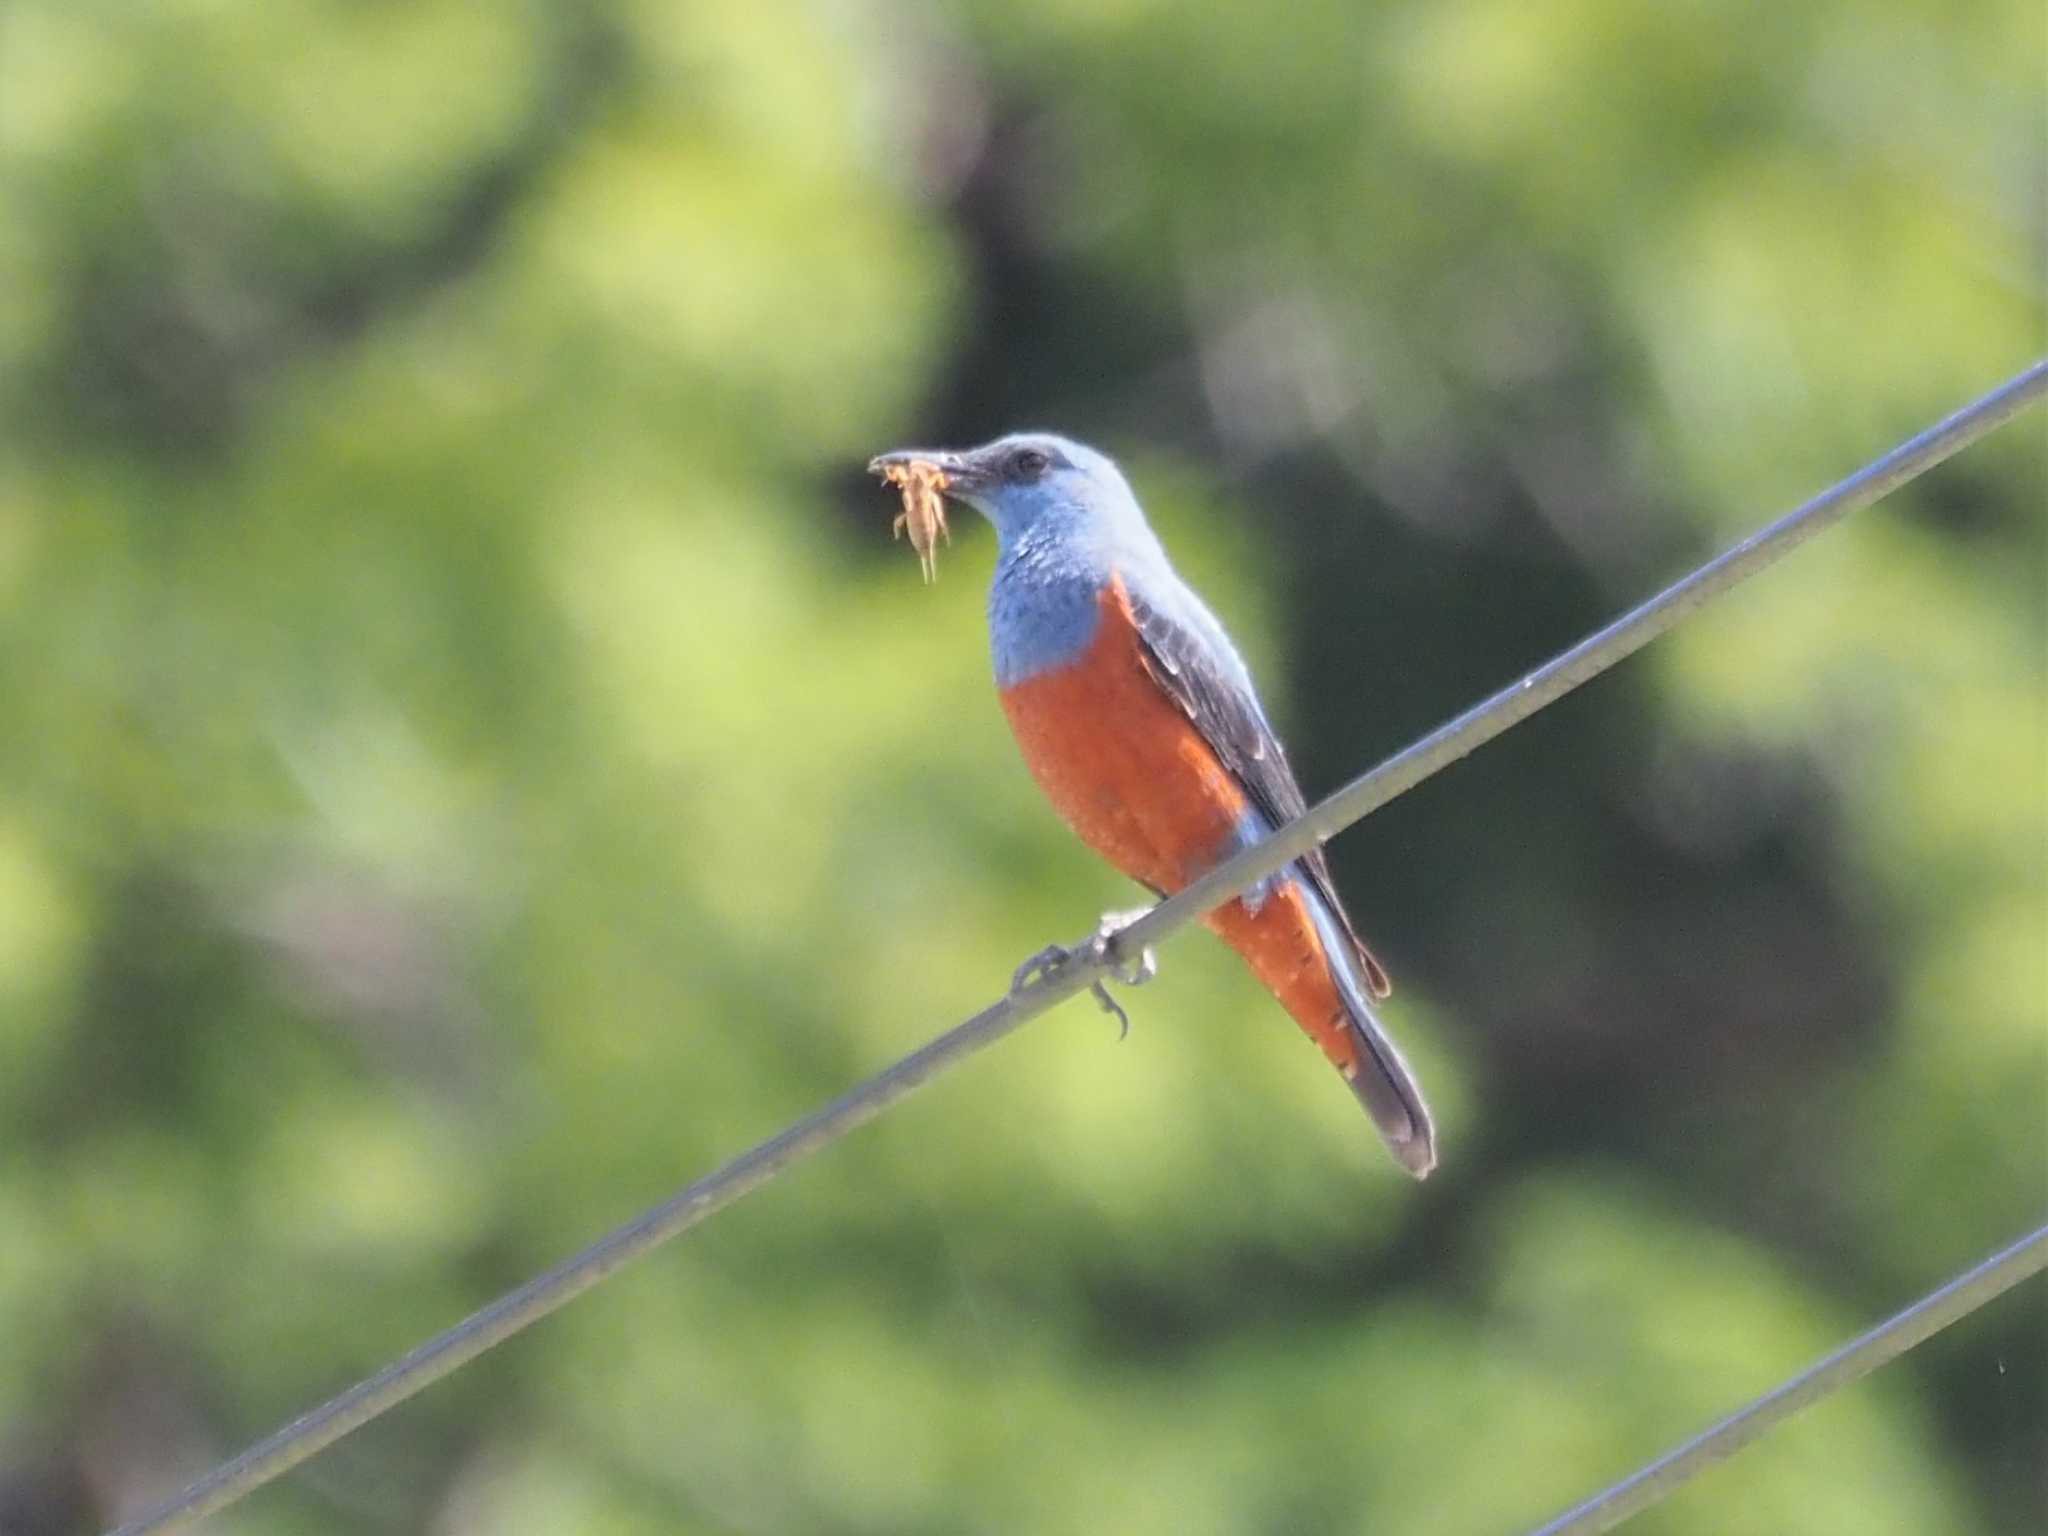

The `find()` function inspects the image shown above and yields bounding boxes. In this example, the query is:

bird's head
[868,432,1146,552]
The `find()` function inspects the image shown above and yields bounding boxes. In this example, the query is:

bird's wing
[1119,577,1392,999]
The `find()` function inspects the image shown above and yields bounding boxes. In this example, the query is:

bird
[869,433,1437,1177]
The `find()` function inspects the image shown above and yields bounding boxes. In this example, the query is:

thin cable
[106,359,2048,1535]
[1526,1221,2048,1536]
[1116,359,2048,960]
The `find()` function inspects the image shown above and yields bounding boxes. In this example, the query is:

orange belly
[998,578,1360,1076]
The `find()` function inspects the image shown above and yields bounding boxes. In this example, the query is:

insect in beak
[870,456,954,583]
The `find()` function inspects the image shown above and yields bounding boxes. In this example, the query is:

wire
[1115,359,2048,962]
[105,359,2048,1535]
[1526,1221,2048,1535]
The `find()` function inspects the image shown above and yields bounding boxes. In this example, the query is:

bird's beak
[866,447,987,493]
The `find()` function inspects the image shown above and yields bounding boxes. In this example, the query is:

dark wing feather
[1123,584,1391,999]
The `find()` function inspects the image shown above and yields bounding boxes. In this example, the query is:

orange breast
[998,577,1250,893]
[998,576,1361,1076]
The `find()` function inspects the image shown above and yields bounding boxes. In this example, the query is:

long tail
[1205,875,1438,1178]
[1300,888,1437,1178]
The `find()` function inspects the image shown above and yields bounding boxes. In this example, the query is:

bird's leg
[1009,909,1157,1039]
[1090,908,1158,987]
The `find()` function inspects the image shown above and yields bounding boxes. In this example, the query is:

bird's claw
[1089,908,1159,989]
[1009,910,1157,1040]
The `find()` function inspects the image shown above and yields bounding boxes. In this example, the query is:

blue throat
[957,441,1171,690]
[987,520,1110,690]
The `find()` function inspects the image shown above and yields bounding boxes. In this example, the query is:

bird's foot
[1009,909,1158,1039]
[1091,909,1159,988]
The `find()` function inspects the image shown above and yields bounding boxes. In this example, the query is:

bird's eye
[1009,447,1051,481]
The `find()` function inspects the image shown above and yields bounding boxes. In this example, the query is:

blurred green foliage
[0,2,2041,1533]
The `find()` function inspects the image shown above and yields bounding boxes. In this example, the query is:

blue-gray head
[868,432,1156,557]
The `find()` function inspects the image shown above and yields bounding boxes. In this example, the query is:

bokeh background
[1,3,2042,1533]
